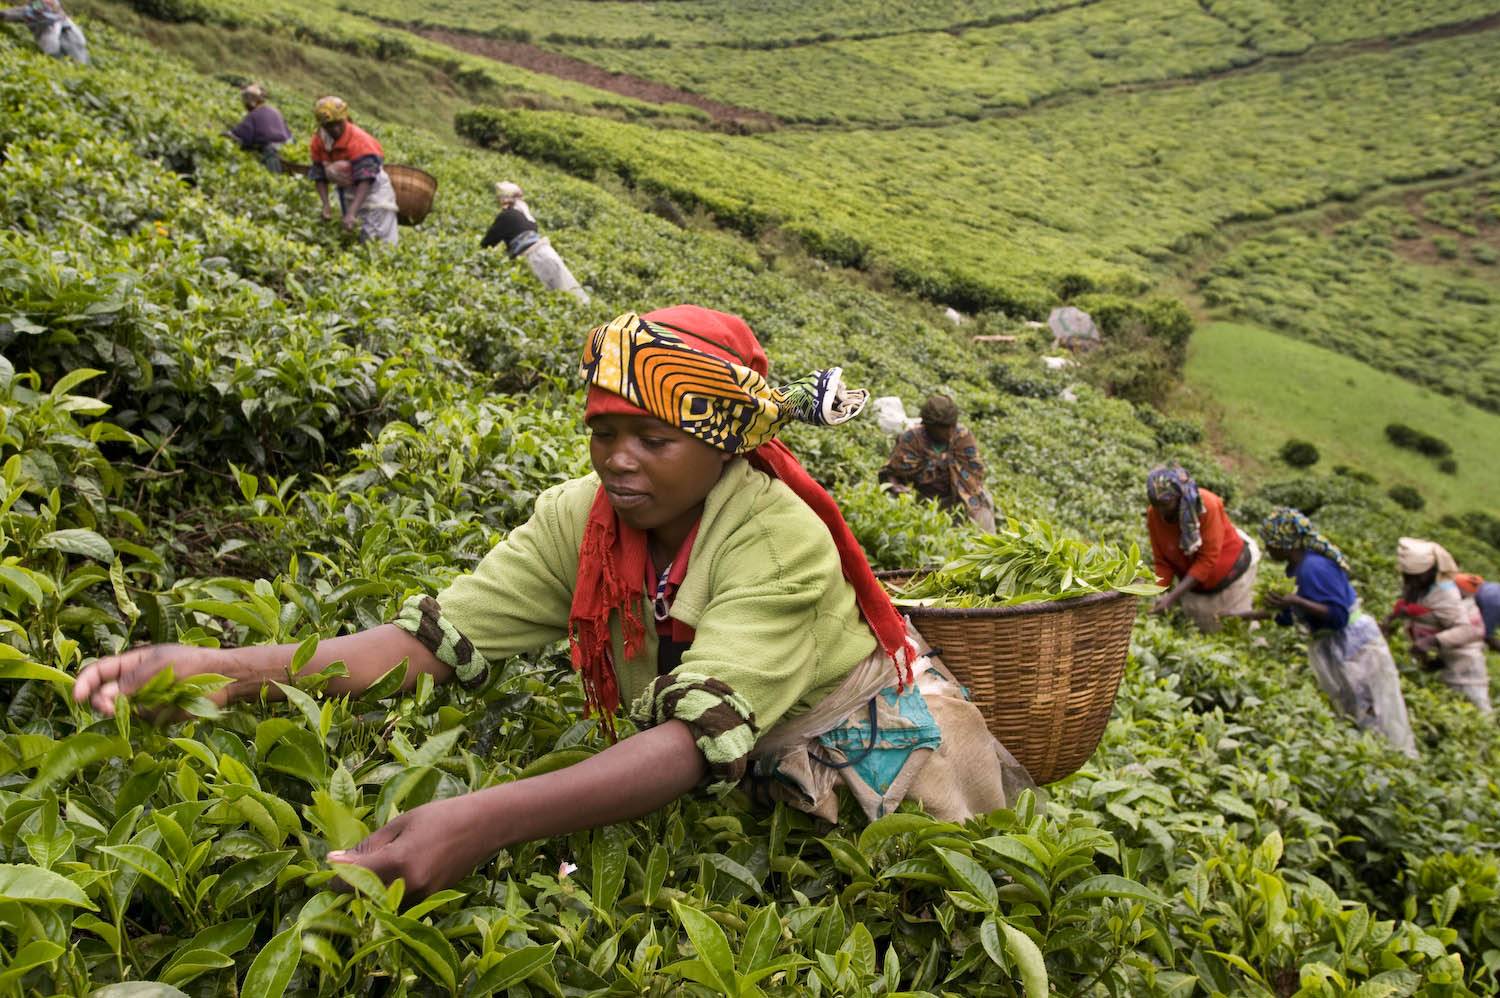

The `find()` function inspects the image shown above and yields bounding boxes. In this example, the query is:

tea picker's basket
[897,587,1139,784]
[386,164,438,226]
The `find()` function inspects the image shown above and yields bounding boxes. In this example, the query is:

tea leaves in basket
[893,518,1163,608]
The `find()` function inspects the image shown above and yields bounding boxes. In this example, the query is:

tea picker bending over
[1145,465,1258,633]
[74,306,1030,899]
[2,0,87,62]
[481,181,590,304]
[1385,538,1492,715]
[225,84,292,174]
[879,394,996,531]
[1226,509,1417,757]
[308,96,399,245]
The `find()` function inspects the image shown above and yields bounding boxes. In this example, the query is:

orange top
[1147,488,1246,589]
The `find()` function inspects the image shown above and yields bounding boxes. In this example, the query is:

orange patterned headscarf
[581,311,867,454]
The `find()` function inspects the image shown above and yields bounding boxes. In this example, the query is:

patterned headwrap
[313,96,350,124]
[1146,465,1204,557]
[571,307,911,737]
[581,311,868,454]
[1259,507,1351,574]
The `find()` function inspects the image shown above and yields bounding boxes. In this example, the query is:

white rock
[1042,355,1075,370]
[1059,386,1078,402]
[943,307,965,325]
[871,396,919,435]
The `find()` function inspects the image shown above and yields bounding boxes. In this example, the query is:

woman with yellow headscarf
[307,96,399,245]
[70,306,1030,900]
[1385,537,1491,714]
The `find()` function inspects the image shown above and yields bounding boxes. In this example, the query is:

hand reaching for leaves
[72,644,237,716]
[329,795,495,901]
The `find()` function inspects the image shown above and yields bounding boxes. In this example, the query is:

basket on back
[386,164,438,226]
[898,587,1138,784]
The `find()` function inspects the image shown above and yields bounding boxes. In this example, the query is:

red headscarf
[569,305,912,736]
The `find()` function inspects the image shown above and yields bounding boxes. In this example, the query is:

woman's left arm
[1278,593,1332,625]
[331,720,705,899]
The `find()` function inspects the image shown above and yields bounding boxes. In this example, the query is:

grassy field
[1183,321,1500,516]
[1198,186,1500,412]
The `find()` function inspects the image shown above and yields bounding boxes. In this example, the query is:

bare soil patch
[412,28,779,131]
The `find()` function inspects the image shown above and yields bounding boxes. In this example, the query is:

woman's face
[924,422,954,446]
[1401,569,1436,597]
[588,413,732,537]
[1150,493,1180,523]
[1266,543,1296,564]
[322,119,346,140]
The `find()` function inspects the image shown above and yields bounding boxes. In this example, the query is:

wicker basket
[386,164,438,226]
[897,587,1139,784]
[278,157,309,177]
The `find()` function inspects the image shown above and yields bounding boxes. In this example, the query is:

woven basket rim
[386,163,437,186]
[900,587,1137,619]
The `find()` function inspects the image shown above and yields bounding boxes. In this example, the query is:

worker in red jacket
[1146,465,1258,632]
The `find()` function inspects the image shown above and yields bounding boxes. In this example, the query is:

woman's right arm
[72,624,448,717]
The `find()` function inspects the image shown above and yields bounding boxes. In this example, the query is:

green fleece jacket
[395,458,878,791]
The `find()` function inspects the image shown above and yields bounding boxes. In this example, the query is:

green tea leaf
[671,900,735,993]
[0,862,95,908]
[240,926,300,998]
[474,943,559,996]
[37,528,114,564]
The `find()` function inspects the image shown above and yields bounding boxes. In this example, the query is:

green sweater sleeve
[630,476,874,793]
[393,476,594,683]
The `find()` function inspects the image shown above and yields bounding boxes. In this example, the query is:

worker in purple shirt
[2,0,88,63]
[225,83,293,174]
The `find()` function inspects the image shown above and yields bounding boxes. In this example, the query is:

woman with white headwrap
[481,181,590,304]
[1385,537,1491,714]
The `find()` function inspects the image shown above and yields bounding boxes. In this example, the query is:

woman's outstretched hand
[329,795,493,902]
[72,644,239,716]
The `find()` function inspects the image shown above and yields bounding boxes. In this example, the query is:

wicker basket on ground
[386,164,438,226]
[881,573,1139,784]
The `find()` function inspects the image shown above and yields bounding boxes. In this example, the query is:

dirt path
[412,28,779,131]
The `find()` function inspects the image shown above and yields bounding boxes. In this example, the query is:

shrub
[1333,464,1378,485]
[1433,235,1460,258]
[1388,484,1426,510]
[125,0,211,22]
[1438,457,1458,474]
[1280,438,1320,468]
[1473,244,1498,265]
[1384,422,1452,458]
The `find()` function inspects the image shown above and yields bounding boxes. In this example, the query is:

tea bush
[0,19,1497,998]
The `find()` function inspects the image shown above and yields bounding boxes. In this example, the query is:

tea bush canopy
[0,1,1498,995]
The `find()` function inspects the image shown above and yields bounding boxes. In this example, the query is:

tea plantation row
[457,29,1500,318]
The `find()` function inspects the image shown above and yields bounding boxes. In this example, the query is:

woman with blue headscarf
[1228,508,1417,757]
